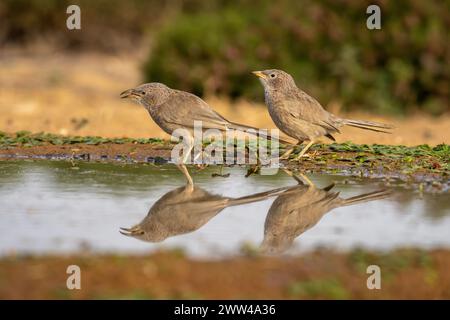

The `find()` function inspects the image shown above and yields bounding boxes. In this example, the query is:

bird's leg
[280,147,294,160]
[296,172,315,187]
[181,136,194,164]
[177,164,194,191]
[282,169,314,185]
[282,169,304,185]
[280,141,301,160]
[193,149,203,162]
[293,140,315,160]
[194,149,209,170]
[244,144,261,178]
[282,169,315,187]
[178,136,194,188]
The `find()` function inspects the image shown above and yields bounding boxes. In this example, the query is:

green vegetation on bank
[306,142,449,176]
[326,141,449,159]
[0,132,448,178]
[0,131,164,146]
[0,0,168,51]
[1,130,448,158]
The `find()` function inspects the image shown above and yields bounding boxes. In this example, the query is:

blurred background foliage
[1,0,449,115]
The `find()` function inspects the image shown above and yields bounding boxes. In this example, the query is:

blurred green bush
[144,0,449,115]
[1,0,448,114]
[0,0,170,51]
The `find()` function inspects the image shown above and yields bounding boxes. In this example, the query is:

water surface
[0,160,449,257]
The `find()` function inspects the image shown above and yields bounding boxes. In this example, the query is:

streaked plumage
[120,83,292,185]
[253,69,394,159]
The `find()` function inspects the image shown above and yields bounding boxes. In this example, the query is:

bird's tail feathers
[228,186,294,207]
[227,121,296,145]
[342,189,391,207]
[343,119,394,134]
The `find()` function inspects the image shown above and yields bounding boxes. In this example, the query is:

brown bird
[121,83,290,185]
[253,69,394,160]
[261,175,390,254]
[120,184,291,242]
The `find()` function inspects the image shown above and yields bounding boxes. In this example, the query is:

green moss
[0,131,165,147]
[1,132,448,179]
[93,290,155,300]
[287,278,350,299]
[51,287,75,299]
[349,248,436,282]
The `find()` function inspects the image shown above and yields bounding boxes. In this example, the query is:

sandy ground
[1,47,448,146]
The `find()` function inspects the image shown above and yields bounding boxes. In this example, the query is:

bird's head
[120,83,172,108]
[260,234,293,255]
[119,223,168,242]
[252,69,296,92]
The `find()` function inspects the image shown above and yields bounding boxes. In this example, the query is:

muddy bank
[0,142,172,163]
[0,134,448,186]
[1,249,449,299]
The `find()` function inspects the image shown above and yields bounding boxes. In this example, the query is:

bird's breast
[147,107,175,135]
[266,96,314,141]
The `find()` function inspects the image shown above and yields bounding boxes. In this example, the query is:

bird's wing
[162,91,231,131]
[284,90,340,133]
[266,188,339,236]
[159,91,295,145]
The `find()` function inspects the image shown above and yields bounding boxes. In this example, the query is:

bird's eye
[270,73,276,78]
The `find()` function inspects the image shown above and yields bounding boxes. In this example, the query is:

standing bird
[121,83,289,186]
[252,69,394,160]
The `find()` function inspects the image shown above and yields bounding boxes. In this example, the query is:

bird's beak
[119,226,144,236]
[120,88,138,99]
[252,71,267,79]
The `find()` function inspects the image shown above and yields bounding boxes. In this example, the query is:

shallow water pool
[0,160,449,257]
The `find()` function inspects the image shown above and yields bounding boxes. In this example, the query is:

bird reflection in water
[260,173,390,254]
[120,184,291,242]
[120,172,390,254]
